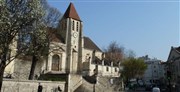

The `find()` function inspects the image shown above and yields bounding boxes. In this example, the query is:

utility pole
[167,70,172,92]
[168,78,171,92]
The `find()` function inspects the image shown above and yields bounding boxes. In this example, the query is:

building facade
[140,55,165,85]
[167,46,180,85]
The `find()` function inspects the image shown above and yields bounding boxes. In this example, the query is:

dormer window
[72,20,74,30]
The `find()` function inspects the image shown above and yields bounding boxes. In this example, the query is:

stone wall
[13,58,44,80]
[1,79,65,92]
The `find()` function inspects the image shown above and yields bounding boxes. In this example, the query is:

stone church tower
[58,3,83,92]
[58,3,83,74]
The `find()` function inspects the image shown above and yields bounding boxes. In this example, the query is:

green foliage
[0,0,46,55]
[121,57,147,80]
[0,0,47,90]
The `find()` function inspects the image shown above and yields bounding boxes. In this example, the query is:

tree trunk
[0,65,5,91]
[28,55,38,80]
[0,53,7,91]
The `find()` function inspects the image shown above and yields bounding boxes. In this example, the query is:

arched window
[52,55,60,71]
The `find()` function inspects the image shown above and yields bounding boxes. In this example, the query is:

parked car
[137,80,144,87]
[160,86,167,92]
[145,84,153,91]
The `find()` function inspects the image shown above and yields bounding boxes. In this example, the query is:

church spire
[63,2,81,21]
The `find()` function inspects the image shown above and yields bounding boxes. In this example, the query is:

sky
[47,0,179,61]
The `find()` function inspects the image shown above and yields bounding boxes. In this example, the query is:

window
[72,21,74,30]
[52,55,60,71]
[115,68,117,72]
[106,67,109,71]
[76,22,78,31]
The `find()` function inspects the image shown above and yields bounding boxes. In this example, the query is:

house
[166,46,180,85]
[139,55,165,85]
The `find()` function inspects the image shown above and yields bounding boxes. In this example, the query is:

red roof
[63,3,81,21]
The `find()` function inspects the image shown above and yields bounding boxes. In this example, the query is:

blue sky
[47,0,179,61]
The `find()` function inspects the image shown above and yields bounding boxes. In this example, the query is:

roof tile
[63,3,81,21]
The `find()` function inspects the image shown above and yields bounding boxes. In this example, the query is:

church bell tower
[61,3,83,73]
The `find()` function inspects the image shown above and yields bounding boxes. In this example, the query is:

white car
[152,87,160,92]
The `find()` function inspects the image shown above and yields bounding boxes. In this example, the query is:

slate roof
[175,46,180,53]
[48,27,65,43]
[167,46,180,62]
[84,37,102,52]
[63,3,81,21]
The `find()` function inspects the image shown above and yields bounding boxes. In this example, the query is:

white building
[140,55,165,84]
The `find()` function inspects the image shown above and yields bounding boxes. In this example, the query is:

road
[122,87,151,92]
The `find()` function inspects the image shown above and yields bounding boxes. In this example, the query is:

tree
[28,0,62,80]
[26,23,48,80]
[0,0,45,90]
[42,0,62,28]
[103,41,124,66]
[125,49,136,58]
[121,57,147,82]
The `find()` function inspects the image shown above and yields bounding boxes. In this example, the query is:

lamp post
[93,83,95,92]
[165,70,171,92]
[119,66,124,90]
[93,67,98,92]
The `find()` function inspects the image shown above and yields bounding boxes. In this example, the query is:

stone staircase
[74,76,121,92]
[69,74,82,91]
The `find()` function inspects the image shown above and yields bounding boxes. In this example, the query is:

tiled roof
[84,37,102,52]
[63,3,81,21]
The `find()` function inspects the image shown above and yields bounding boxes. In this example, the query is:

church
[4,3,120,92]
